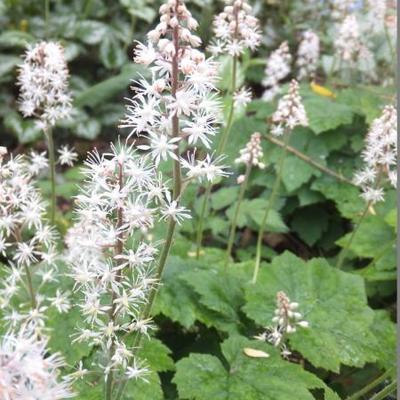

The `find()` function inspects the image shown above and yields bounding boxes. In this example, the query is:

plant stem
[346,370,394,400]
[114,12,182,400]
[224,163,252,270]
[336,201,371,270]
[263,134,356,187]
[384,24,395,69]
[369,381,397,400]
[24,264,37,309]
[194,55,238,259]
[44,126,56,225]
[105,162,125,400]
[252,133,290,284]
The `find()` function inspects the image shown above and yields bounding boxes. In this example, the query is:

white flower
[17,41,72,128]
[234,87,253,108]
[235,132,265,169]
[58,145,78,166]
[208,0,261,56]
[354,105,397,204]
[0,328,75,399]
[161,193,191,224]
[138,132,181,165]
[335,15,362,63]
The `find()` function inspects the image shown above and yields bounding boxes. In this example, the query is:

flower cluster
[0,327,75,400]
[331,0,357,20]
[255,291,308,357]
[235,132,265,170]
[208,0,261,57]
[354,105,397,203]
[0,149,68,334]
[120,0,227,185]
[334,15,362,63]
[66,142,189,381]
[296,30,320,80]
[270,80,308,136]
[17,41,72,129]
[262,41,292,101]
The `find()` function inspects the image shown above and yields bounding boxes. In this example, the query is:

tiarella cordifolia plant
[262,41,292,101]
[225,133,265,265]
[16,41,73,223]
[354,105,397,204]
[330,0,357,20]
[255,291,308,358]
[253,80,308,283]
[66,143,172,394]
[296,30,320,80]
[0,149,69,335]
[0,327,75,400]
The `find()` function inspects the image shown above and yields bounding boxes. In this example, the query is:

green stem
[224,163,252,270]
[263,134,356,186]
[194,55,238,259]
[336,201,371,270]
[44,127,56,225]
[24,264,37,309]
[384,24,395,70]
[114,13,182,400]
[346,370,394,400]
[369,380,396,400]
[252,133,290,284]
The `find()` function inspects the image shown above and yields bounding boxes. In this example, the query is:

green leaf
[336,216,396,272]
[211,186,240,211]
[139,337,175,372]
[243,252,379,372]
[291,207,329,246]
[47,308,92,366]
[74,64,147,108]
[174,336,340,400]
[0,55,20,77]
[99,35,126,69]
[225,198,288,233]
[153,256,200,328]
[311,176,364,219]
[181,262,250,334]
[281,155,315,192]
[74,20,109,45]
[303,96,354,134]
[4,111,42,143]
[370,310,396,372]
[0,30,34,47]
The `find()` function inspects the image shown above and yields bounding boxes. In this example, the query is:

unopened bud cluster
[255,291,308,357]
[354,105,397,203]
[271,80,308,136]
[235,132,265,170]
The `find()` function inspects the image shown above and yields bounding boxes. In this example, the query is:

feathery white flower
[0,327,75,399]
[17,41,72,128]
[208,0,261,56]
[354,105,397,204]
[58,145,78,166]
[334,15,362,63]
